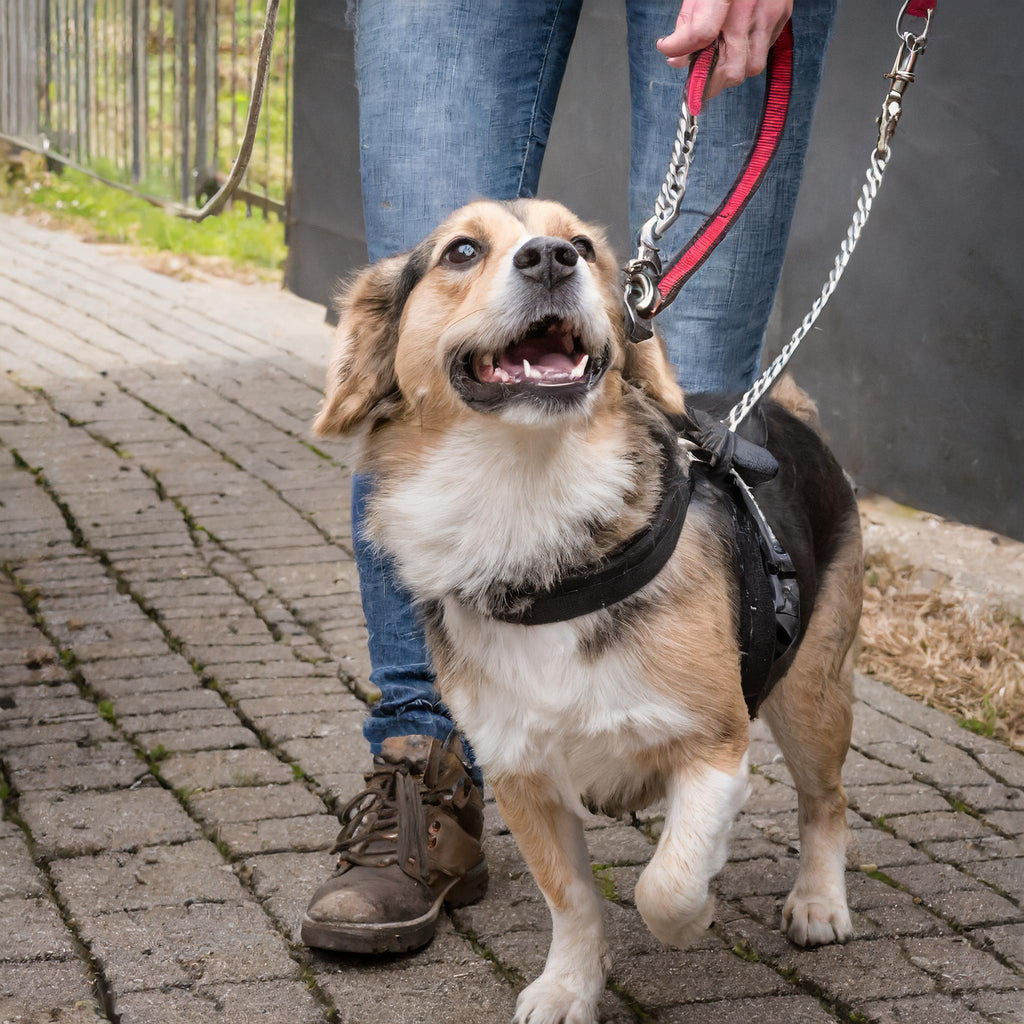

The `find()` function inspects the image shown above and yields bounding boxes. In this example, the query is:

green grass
[4,0,293,275]
[2,157,286,276]
[959,695,1000,739]
[590,863,619,902]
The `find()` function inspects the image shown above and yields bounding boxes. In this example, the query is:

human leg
[352,0,584,755]
[626,0,839,393]
[356,0,584,261]
[305,0,584,954]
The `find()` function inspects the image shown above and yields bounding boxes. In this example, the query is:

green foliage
[731,940,760,963]
[97,699,117,724]
[960,695,1000,738]
[2,161,286,275]
[590,863,619,902]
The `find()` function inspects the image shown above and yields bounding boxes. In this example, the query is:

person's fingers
[702,0,755,97]
[742,21,772,81]
[663,0,794,95]
[706,33,748,97]
[658,0,732,61]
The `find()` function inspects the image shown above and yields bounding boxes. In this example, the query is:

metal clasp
[623,257,661,342]
[876,2,934,158]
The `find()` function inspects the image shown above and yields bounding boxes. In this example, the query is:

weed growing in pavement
[590,863,619,902]
[730,939,761,963]
[960,695,1000,739]
[147,744,170,764]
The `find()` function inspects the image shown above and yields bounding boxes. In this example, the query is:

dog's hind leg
[635,746,750,949]
[491,773,609,1024]
[759,522,862,947]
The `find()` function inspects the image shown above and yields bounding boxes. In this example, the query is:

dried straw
[858,555,1024,751]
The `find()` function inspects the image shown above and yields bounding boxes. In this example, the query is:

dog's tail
[768,374,822,434]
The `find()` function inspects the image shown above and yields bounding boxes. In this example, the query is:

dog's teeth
[523,359,539,380]
[570,354,589,379]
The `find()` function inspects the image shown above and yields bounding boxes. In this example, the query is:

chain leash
[726,0,934,429]
[726,148,890,430]
[622,3,935,428]
[623,100,700,340]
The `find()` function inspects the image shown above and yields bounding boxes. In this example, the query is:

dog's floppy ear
[313,247,428,435]
[621,334,686,415]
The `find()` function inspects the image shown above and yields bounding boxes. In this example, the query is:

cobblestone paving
[1,214,1022,1024]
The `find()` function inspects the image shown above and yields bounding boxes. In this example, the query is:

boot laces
[332,760,450,873]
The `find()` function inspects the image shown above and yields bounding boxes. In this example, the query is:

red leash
[623,21,795,340]
[624,1,936,344]
[657,21,794,307]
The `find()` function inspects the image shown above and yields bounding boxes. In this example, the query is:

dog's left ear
[313,251,423,436]
[622,335,686,415]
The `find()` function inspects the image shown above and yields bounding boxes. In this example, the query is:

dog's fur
[315,200,861,1024]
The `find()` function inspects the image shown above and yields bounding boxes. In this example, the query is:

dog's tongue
[498,322,577,380]
[498,338,576,379]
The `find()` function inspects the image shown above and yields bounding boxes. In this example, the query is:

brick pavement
[0,214,1021,1024]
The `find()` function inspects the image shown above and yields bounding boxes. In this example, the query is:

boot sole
[300,858,489,955]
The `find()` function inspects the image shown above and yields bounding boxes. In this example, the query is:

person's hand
[657,0,793,99]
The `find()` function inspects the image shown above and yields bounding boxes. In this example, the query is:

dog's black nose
[512,237,578,289]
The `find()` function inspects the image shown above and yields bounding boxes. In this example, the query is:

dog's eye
[571,236,596,262]
[442,238,483,266]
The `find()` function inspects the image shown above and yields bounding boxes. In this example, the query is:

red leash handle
[656,20,794,307]
[685,38,718,117]
[906,0,936,16]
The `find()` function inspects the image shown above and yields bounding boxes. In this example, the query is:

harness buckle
[730,470,802,661]
[766,553,801,657]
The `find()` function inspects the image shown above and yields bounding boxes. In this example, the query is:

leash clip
[623,257,662,343]
[877,1,933,157]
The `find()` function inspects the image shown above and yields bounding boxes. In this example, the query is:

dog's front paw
[782,891,853,946]
[513,975,601,1024]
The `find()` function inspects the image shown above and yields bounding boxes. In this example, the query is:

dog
[314,199,861,1024]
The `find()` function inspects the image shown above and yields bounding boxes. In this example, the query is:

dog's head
[313,199,683,436]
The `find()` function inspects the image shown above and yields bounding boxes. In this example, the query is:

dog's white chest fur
[371,421,639,604]
[370,421,697,793]
[439,603,698,787]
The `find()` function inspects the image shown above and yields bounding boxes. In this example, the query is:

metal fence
[0,0,292,217]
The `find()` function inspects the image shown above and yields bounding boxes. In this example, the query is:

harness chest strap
[488,416,801,718]
[498,428,695,628]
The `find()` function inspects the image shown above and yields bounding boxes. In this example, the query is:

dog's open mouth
[451,316,608,410]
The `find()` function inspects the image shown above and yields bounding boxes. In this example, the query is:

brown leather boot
[300,734,487,954]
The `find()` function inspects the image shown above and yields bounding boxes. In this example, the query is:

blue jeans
[353,0,837,768]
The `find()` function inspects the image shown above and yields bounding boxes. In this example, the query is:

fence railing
[0,0,292,217]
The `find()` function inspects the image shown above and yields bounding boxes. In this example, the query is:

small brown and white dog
[314,199,860,1024]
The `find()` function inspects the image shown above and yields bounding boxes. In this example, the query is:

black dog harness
[489,404,801,718]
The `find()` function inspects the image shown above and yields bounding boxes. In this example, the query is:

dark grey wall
[776,0,1024,541]
[288,0,1022,539]
[287,0,365,311]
